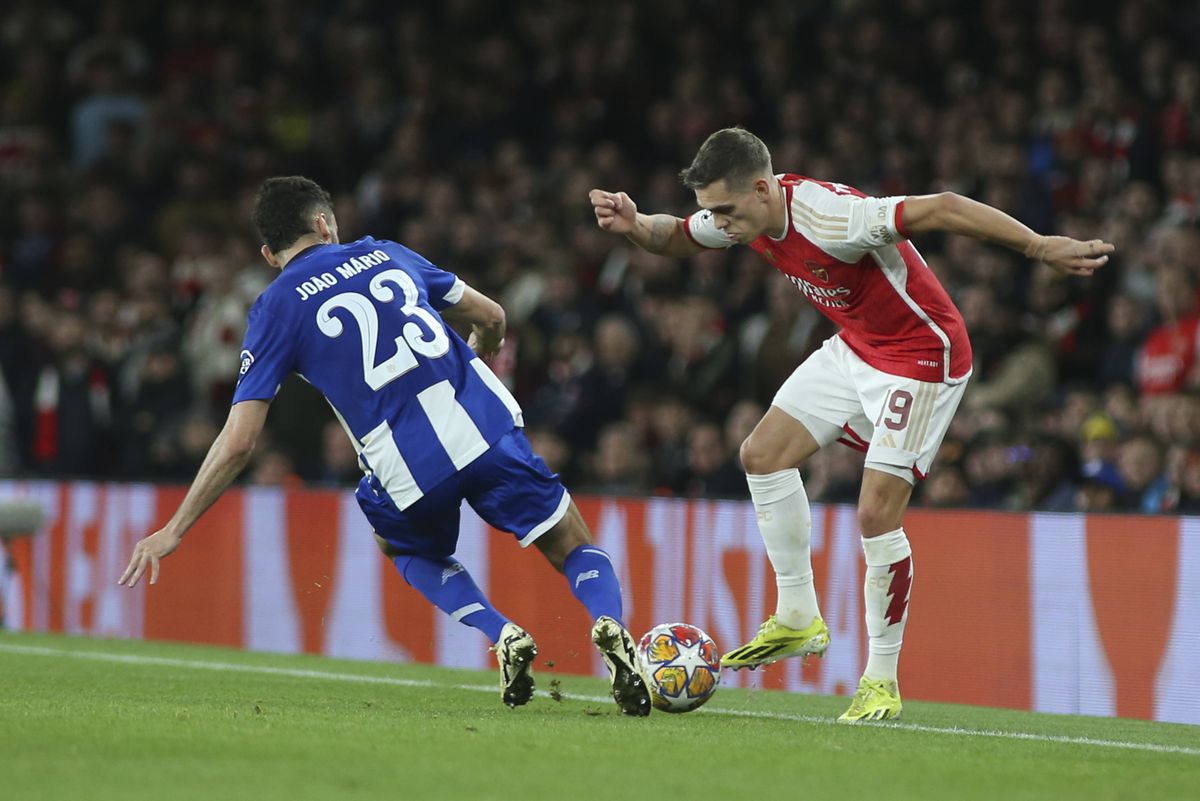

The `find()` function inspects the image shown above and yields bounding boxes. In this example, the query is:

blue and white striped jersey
[232,236,522,510]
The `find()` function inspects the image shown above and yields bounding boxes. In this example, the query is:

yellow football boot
[837,676,903,723]
[721,614,830,670]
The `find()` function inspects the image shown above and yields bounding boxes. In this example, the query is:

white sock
[861,528,913,683]
[746,469,821,629]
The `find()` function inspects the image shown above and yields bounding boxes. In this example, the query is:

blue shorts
[357,428,571,558]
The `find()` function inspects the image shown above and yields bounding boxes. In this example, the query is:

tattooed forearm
[627,214,678,254]
[648,215,677,253]
[619,212,698,257]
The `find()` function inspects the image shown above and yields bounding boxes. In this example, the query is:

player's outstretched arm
[900,192,1114,276]
[118,400,269,588]
[589,188,704,258]
[441,285,506,358]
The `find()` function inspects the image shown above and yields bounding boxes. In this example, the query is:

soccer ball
[636,623,721,713]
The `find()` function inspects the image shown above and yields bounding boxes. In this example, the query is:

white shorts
[772,335,968,484]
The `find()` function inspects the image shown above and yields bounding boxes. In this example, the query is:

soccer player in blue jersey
[119,176,651,716]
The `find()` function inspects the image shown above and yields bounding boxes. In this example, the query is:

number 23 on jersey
[316,269,450,390]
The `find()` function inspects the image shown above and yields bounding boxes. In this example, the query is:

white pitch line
[2,641,1197,757]
[701,706,1200,755]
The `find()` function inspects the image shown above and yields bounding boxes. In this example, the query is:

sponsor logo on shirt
[785,273,850,308]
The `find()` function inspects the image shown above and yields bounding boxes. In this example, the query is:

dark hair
[679,128,772,191]
[252,176,334,253]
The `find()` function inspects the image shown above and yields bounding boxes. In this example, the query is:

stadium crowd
[1,0,1199,513]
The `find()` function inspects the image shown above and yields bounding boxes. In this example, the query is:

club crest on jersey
[239,349,254,376]
[804,261,829,282]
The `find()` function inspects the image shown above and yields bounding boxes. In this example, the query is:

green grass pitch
[2,631,1197,801]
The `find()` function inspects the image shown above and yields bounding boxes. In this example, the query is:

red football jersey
[684,174,972,384]
[1136,316,1200,395]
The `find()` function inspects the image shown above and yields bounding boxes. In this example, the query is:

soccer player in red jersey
[590,127,1113,722]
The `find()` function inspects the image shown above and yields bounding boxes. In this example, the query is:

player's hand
[1026,236,1114,276]
[119,527,182,588]
[468,329,504,360]
[590,189,637,235]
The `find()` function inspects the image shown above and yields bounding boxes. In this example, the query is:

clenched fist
[590,189,638,235]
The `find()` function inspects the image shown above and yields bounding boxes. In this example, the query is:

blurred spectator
[919,465,970,508]
[961,284,1056,414]
[723,399,762,466]
[963,434,1016,509]
[0,368,15,475]
[70,51,146,168]
[1102,384,1140,433]
[9,196,57,292]
[0,1,1196,511]
[182,250,258,409]
[661,295,737,417]
[525,426,572,481]
[1115,436,1170,513]
[582,422,650,495]
[119,336,191,477]
[1010,439,1079,511]
[1175,452,1200,514]
[646,393,694,492]
[739,273,825,406]
[1099,295,1149,388]
[723,395,758,435]
[1076,479,1118,513]
[158,414,219,482]
[683,421,744,498]
[27,311,113,475]
[556,314,644,451]
[311,420,361,487]
[526,331,592,450]
[248,448,302,488]
[1136,266,1200,396]
[804,446,863,504]
[1078,412,1123,495]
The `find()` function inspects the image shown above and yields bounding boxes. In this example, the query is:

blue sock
[392,555,508,643]
[562,544,624,624]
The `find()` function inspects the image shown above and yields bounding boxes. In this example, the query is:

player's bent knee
[858,470,914,536]
[739,435,778,475]
[857,505,893,537]
[856,492,907,536]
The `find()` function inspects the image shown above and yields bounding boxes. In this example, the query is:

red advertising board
[2,481,1197,724]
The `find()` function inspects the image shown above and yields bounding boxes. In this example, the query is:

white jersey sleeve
[684,209,737,249]
[442,277,466,305]
[790,181,908,263]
